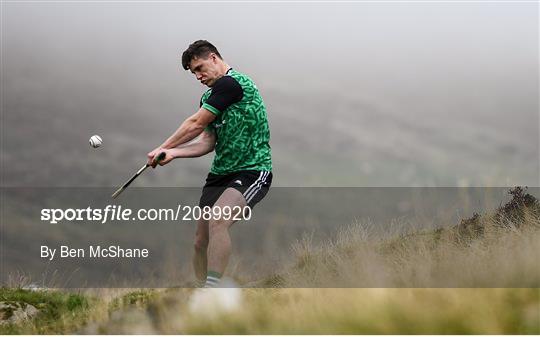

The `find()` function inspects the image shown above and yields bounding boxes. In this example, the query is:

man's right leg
[193,218,209,284]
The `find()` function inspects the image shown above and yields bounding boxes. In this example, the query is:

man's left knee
[208,217,232,233]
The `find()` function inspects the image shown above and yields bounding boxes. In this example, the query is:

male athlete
[147,40,272,287]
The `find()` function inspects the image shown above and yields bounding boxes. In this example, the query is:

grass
[2,187,539,334]
[107,289,158,312]
[181,288,539,334]
[0,288,92,334]
[179,187,540,334]
[267,187,540,288]
[0,287,167,334]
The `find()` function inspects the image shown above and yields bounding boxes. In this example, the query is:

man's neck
[219,62,231,77]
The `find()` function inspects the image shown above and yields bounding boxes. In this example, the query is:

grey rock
[0,302,40,325]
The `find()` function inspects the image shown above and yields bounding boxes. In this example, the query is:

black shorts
[199,170,273,209]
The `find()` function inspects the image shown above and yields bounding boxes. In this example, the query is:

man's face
[189,54,221,87]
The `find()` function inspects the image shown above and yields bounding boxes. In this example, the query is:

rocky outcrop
[0,301,39,325]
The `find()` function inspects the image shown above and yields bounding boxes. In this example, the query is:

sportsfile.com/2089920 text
[40,205,252,224]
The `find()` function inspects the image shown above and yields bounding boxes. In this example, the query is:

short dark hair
[181,40,222,70]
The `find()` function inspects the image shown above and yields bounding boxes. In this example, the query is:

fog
[2,2,538,187]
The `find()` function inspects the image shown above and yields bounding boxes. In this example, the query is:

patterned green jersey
[200,68,272,175]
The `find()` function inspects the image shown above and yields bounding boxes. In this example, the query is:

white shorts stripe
[245,171,268,202]
[246,171,269,203]
[243,171,264,199]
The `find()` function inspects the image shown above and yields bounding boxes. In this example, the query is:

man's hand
[155,149,176,166]
[147,147,163,167]
[147,108,217,167]
[148,147,173,168]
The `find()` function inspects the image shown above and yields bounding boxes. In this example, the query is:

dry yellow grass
[75,287,539,334]
[182,288,539,334]
[150,190,540,334]
[5,188,540,334]
[275,216,540,288]
[88,206,539,334]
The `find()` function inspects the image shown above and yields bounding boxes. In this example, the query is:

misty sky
[2,1,538,187]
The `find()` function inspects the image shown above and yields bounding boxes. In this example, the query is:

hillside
[1,187,539,334]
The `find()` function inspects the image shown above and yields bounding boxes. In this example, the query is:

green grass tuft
[0,287,92,334]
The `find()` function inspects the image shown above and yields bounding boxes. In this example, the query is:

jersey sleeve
[201,76,243,116]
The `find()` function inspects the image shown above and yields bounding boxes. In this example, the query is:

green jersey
[200,68,272,175]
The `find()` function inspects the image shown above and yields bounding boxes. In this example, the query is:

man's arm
[172,129,216,158]
[147,107,216,165]
[152,130,216,166]
[148,75,241,167]
[161,107,216,149]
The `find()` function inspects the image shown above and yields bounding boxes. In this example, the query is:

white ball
[89,135,103,148]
